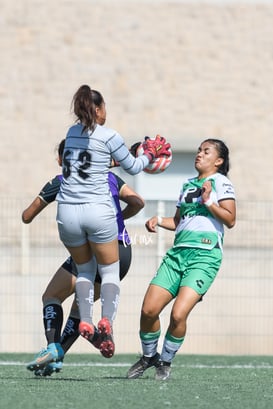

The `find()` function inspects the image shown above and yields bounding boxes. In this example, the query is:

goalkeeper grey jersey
[57,123,149,204]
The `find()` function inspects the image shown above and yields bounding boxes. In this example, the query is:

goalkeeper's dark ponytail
[71,85,105,134]
[71,85,96,133]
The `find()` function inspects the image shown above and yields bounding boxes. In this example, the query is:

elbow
[22,218,31,224]
[226,219,236,229]
[134,200,145,214]
[22,213,31,224]
[139,198,145,210]
[133,197,145,211]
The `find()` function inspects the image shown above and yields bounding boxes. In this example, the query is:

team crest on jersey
[201,238,212,245]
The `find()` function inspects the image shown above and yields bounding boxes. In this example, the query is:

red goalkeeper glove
[142,135,171,162]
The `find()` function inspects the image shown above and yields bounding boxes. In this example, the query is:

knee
[141,306,157,321]
[42,295,61,307]
[170,311,186,328]
[42,286,54,304]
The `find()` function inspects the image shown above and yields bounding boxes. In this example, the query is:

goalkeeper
[24,139,145,375]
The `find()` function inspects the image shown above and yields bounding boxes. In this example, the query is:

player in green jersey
[127,138,236,381]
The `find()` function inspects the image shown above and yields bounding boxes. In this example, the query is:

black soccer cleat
[127,353,160,379]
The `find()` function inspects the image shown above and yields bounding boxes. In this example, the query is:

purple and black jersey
[38,175,63,205]
[107,172,130,244]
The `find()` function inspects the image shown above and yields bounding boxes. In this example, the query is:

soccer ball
[136,139,172,174]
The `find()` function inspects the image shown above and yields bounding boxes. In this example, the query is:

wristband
[203,198,213,207]
[157,216,163,226]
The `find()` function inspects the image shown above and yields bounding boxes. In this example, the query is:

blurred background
[1,0,273,355]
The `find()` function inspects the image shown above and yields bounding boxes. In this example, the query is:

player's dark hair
[91,89,104,108]
[203,138,230,176]
[58,139,65,157]
[72,85,97,133]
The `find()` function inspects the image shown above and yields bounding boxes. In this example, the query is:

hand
[145,216,159,233]
[152,135,171,158]
[142,135,171,162]
[129,142,141,157]
[201,180,212,203]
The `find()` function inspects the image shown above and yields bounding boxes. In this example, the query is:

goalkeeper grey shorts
[57,202,118,246]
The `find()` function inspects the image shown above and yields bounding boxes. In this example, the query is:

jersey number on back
[63,150,91,180]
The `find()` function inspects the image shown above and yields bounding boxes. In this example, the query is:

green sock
[160,331,184,363]
[140,330,161,357]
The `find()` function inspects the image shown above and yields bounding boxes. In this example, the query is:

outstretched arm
[145,207,180,233]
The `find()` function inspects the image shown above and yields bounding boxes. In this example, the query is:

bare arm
[205,199,236,229]
[22,197,48,224]
[145,207,180,233]
[119,184,145,220]
[201,180,236,229]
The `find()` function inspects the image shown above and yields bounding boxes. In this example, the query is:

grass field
[1,353,273,409]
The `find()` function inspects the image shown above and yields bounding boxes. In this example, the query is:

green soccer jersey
[174,172,235,251]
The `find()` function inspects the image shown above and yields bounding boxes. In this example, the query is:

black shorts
[61,241,132,283]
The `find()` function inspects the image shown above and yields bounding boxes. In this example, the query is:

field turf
[1,353,273,409]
